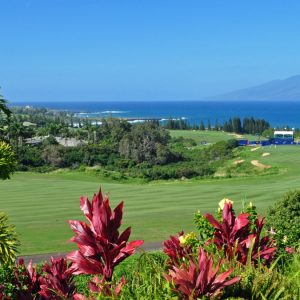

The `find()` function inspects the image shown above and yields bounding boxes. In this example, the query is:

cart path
[18,241,163,264]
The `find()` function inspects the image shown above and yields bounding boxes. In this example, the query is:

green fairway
[1,145,300,255]
[169,130,259,143]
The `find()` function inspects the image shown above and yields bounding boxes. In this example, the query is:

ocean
[10,101,300,128]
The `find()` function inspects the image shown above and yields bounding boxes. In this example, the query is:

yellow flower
[283,236,288,243]
[179,235,187,246]
[248,202,253,208]
[185,232,197,241]
[218,198,234,210]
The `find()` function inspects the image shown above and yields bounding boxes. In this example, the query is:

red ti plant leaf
[205,202,250,260]
[9,258,41,300]
[163,231,193,267]
[39,256,76,299]
[67,189,143,283]
[165,248,240,299]
[239,218,276,265]
[205,202,276,265]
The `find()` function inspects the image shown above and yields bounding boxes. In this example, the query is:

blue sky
[1,0,300,102]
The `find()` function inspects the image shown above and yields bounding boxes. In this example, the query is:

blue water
[10,101,300,128]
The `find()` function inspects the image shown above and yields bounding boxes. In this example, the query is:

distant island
[207,75,300,101]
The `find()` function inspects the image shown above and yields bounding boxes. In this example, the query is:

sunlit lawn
[1,145,300,255]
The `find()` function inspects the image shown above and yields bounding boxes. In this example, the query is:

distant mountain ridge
[207,75,300,101]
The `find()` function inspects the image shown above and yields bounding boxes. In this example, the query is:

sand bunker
[251,147,261,152]
[262,152,270,157]
[251,160,271,169]
[228,133,243,139]
[233,159,245,165]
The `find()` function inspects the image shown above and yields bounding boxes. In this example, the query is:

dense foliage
[0,93,16,180]
[267,190,300,256]
[0,213,20,266]
[222,117,270,135]
[0,142,16,180]
[9,115,239,180]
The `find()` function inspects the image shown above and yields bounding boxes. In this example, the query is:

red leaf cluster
[8,259,41,300]
[163,231,193,267]
[67,189,143,282]
[205,202,276,264]
[165,248,240,299]
[240,218,276,264]
[39,256,76,299]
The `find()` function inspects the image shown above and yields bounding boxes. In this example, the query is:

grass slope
[1,145,300,255]
[169,130,259,143]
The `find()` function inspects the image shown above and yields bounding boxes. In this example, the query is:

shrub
[194,210,215,245]
[0,263,15,298]
[267,190,300,255]
[39,256,77,299]
[205,201,276,265]
[66,188,143,297]
[0,141,16,180]
[0,213,20,266]
[163,231,194,267]
[224,252,300,299]
[164,248,240,299]
[10,258,41,300]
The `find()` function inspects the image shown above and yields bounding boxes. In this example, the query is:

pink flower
[285,247,296,254]
[269,227,276,235]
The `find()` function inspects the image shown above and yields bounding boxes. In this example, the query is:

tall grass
[222,251,300,299]
[116,252,173,300]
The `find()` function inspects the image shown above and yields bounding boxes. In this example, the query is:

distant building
[25,136,47,145]
[25,136,87,147]
[23,121,36,127]
[273,130,294,144]
[55,137,86,147]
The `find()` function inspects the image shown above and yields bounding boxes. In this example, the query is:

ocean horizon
[10,100,300,128]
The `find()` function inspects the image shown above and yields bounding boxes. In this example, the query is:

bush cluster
[266,190,300,256]
[15,121,238,180]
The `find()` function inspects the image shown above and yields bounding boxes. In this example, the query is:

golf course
[1,136,300,255]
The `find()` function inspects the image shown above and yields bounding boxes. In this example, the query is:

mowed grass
[169,130,259,143]
[1,145,300,255]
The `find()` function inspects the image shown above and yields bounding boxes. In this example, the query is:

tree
[207,120,211,131]
[199,121,205,131]
[8,121,26,148]
[119,122,172,165]
[0,141,16,180]
[0,90,12,139]
[214,119,220,131]
[0,91,16,179]
[0,90,12,119]
[232,117,242,133]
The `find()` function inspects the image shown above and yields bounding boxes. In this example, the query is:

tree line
[163,116,270,135]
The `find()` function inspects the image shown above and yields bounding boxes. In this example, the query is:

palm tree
[0,141,16,180]
[0,90,16,180]
[0,90,12,140]
[9,121,25,148]
[0,90,12,119]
